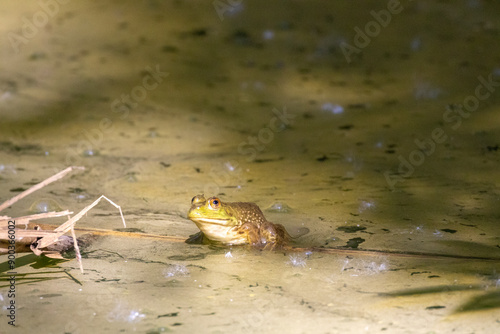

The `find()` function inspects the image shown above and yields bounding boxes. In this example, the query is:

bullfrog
[187,194,290,249]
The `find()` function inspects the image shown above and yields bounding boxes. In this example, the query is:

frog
[186,194,290,249]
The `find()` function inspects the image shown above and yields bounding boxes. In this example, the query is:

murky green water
[1,1,500,333]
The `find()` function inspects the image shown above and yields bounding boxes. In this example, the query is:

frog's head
[188,194,240,226]
[188,195,244,243]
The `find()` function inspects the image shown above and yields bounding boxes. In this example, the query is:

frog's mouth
[190,217,231,226]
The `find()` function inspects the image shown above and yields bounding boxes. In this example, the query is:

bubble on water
[29,198,63,213]
[163,264,189,278]
[224,2,244,18]
[413,81,442,100]
[267,201,292,213]
[69,187,88,202]
[321,102,344,114]
[107,302,145,323]
[74,193,88,202]
[263,29,274,40]
[287,253,308,268]
[408,225,424,234]
[0,164,17,174]
[341,257,389,276]
[433,230,443,238]
[410,37,422,51]
[480,270,500,289]
[358,200,376,213]
[365,261,388,274]
[225,161,236,172]
[82,149,99,157]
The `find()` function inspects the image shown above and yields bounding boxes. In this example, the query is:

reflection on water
[1,0,500,332]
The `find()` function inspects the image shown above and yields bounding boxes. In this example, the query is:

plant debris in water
[337,225,367,233]
[0,166,126,273]
[345,237,365,248]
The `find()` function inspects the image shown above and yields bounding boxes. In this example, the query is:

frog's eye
[208,197,221,210]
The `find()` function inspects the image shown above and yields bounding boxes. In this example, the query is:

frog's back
[225,201,268,226]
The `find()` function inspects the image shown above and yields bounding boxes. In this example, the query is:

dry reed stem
[70,226,82,272]
[0,166,85,212]
[0,210,73,227]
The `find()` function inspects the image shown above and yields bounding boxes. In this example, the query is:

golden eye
[209,197,221,210]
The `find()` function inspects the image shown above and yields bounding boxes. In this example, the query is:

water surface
[1,1,500,333]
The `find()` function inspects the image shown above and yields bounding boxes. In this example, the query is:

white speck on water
[83,149,98,157]
[410,37,421,51]
[127,310,145,322]
[433,230,443,237]
[107,302,145,323]
[321,102,344,114]
[225,161,235,171]
[358,200,376,213]
[225,251,233,258]
[224,2,244,17]
[263,29,274,40]
[409,225,424,234]
[413,80,442,100]
[341,257,389,276]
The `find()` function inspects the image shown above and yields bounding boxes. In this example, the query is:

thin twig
[0,166,85,212]
[70,226,83,273]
